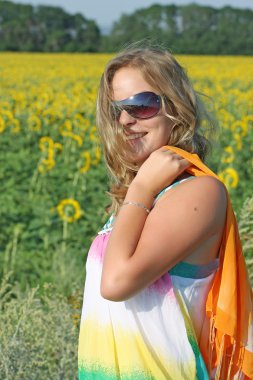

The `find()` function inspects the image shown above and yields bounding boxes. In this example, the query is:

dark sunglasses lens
[128,92,160,119]
[129,104,159,119]
[112,92,160,120]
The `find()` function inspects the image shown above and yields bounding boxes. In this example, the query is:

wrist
[122,201,150,214]
[126,180,155,209]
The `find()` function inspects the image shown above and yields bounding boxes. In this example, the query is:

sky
[9,0,253,29]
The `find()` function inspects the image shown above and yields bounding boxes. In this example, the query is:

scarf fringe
[215,334,225,380]
[227,340,237,380]
[208,313,246,380]
[208,313,216,378]
[208,317,244,380]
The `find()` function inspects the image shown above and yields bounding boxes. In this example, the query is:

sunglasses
[111,91,161,120]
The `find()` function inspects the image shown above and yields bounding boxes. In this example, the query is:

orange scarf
[164,146,253,379]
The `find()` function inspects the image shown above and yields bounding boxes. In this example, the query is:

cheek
[147,116,172,130]
[160,119,174,137]
[147,124,172,147]
[158,122,174,146]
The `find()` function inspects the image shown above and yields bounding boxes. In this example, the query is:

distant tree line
[0,1,100,52]
[0,1,252,54]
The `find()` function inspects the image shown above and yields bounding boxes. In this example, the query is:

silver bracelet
[121,201,150,214]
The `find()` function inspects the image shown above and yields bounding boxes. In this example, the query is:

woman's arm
[101,152,227,301]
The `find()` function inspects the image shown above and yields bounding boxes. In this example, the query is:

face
[111,67,174,165]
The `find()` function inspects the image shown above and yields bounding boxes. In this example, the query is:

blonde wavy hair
[96,45,215,215]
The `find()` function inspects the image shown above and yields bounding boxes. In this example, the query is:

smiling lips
[126,132,147,140]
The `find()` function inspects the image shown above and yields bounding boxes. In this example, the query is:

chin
[132,152,151,166]
[128,142,156,165]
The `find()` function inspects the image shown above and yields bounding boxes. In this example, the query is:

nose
[118,109,136,126]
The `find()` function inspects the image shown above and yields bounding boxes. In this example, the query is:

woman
[78,46,253,379]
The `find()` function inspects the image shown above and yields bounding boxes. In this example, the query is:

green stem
[61,218,68,255]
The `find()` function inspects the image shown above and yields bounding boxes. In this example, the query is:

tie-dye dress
[78,178,218,379]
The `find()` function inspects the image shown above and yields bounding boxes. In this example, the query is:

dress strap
[98,214,114,234]
[152,176,195,207]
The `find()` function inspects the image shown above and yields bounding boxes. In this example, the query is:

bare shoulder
[183,175,227,204]
[157,175,226,207]
[152,175,227,236]
[189,175,227,213]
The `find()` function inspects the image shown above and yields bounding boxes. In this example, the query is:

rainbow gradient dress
[78,179,217,379]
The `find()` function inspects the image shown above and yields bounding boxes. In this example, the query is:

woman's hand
[131,146,190,197]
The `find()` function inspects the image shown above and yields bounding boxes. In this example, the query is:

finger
[160,149,179,157]
[168,153,189,162]
[160,147,174,153]
[159,149,190,164]
[165,152,184,160]
[180,158,191,167]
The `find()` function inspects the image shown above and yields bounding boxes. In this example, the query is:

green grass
[0,273,82,380]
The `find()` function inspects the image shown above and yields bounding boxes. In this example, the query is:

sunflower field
[0,53,252,378]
